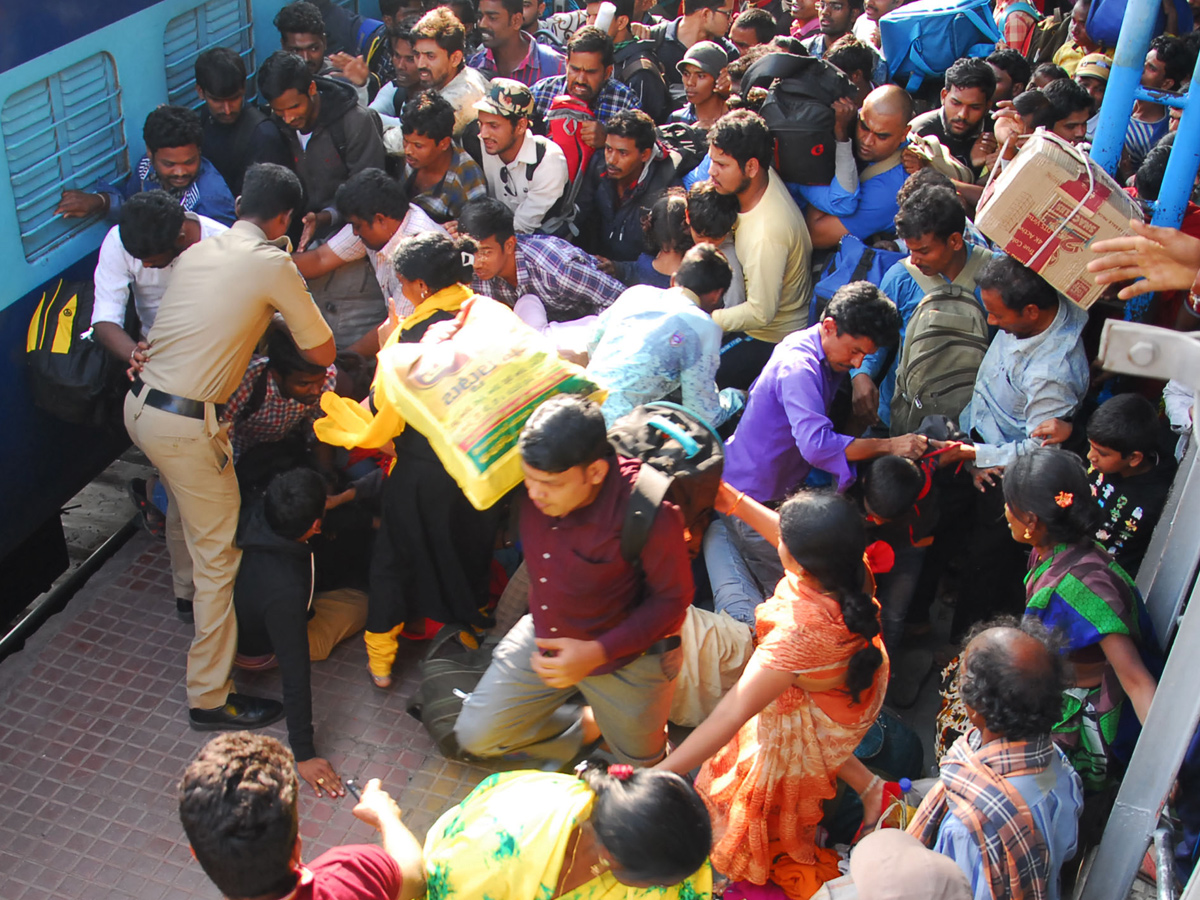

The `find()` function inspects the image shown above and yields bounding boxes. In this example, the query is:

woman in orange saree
[656,487,889,900]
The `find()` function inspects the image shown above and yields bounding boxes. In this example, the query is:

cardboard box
[976,132,1138,308]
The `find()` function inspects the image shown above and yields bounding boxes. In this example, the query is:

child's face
[1087,439,1134,476]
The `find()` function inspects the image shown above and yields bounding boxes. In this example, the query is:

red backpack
[544,94,596,182]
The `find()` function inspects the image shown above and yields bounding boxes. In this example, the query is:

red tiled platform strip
[0,534,495,900]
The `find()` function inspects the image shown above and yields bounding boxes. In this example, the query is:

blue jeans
[704,515,784,626]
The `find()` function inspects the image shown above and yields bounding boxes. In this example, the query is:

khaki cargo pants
[124,390,239,710]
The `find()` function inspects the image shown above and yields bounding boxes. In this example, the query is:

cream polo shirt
[142,220,332,403]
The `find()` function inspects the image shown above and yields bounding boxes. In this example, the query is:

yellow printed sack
[316,295,604,510]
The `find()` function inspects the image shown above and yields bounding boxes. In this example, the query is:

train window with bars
[163,0,254,109]
[1,53,128,262]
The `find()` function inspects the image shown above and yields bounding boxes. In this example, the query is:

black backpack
[406,401,725,760]
[607,401,725,560]
[656,122,708,178]
[741,52,857,186]
[25,280,127,429]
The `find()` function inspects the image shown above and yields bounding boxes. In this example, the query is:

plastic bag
[317,295,604,510]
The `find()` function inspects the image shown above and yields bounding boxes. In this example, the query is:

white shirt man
[91,213,228,336]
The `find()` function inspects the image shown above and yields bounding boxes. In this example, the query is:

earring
[1022,527,1033,540]
[590,857,611,877]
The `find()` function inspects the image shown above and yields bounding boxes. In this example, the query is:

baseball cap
[1076,53,1113,82]
[849,830,972,900]
[473,78,535,119]
[676,41,729,78]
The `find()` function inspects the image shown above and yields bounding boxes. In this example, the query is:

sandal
[127,478,167,539]
[126,475,166,540]
[370,672,393,689]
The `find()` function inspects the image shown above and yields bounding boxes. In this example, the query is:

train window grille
[1,52,128,263]
[164,0,254,109]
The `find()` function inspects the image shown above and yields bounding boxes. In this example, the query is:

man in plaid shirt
[459,197,624,321]
[531,27,641,148]
[398,91,488,225]
[909,621,1083,900]
[470,0,567,85]
[223,330,338,465]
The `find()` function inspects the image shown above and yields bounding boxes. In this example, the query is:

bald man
[908,621,1084,900]
[796,85,914,249]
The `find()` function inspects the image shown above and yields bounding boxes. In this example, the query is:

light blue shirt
[854,245,993,427]
[933,746,1084,900]
[960,298,1089,468]
[586,285,741,428]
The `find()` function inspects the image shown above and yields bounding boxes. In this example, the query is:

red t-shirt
[286,845,401,900]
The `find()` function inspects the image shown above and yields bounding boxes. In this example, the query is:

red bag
[545,95,596,182]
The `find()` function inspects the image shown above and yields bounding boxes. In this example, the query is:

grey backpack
[890,254,991,436]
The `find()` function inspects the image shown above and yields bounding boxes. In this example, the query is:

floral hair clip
[607,764,634,781]
[1054,491,1074,508]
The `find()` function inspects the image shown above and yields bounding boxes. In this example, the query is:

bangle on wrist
[728,490,745,516]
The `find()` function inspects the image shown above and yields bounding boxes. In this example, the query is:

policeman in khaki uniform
[124,163,336,730]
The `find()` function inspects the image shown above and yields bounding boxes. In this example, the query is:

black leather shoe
[176,598,194,623]
[189,694,286,731]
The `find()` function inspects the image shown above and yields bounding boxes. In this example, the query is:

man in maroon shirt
[180,733,425,900]
[455,396,692,768]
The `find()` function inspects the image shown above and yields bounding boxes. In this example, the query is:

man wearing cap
[813,830,972,900]
[474,78,572,234]
[645,0,739,113]
[531,27,641,150]
[668,41,729,128]
[1074,52,1111,143]
[909,620,1083,900]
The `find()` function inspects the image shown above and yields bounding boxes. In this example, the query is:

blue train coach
[0,0,379,623]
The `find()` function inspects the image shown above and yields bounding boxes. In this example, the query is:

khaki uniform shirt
[142,220,333,403]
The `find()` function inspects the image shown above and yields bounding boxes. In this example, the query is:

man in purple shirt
[455,397,691,768]
[707,282,929,623]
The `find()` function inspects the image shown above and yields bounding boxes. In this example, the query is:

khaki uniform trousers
[124,390,239,709]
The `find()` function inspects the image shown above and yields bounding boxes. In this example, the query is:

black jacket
[279,77,386,219]
[201,106,292,196]
[614,40,671,125]
[575,147,683,261]
[233,502,318,761]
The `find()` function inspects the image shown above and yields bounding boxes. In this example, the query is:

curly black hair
[959,616,1069,741]
[825,281,901,349]
[142,105,203,153]
[273,0,325,37]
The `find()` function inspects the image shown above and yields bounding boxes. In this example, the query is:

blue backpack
[811,235,905,324]
[1085,0,1192,46]
[879,0,1001,92]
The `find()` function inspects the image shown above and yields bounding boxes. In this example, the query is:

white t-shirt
[91,213,228,336]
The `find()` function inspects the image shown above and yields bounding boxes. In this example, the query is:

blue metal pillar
[1090,0,1163,176]
[1151,50,1200,228]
